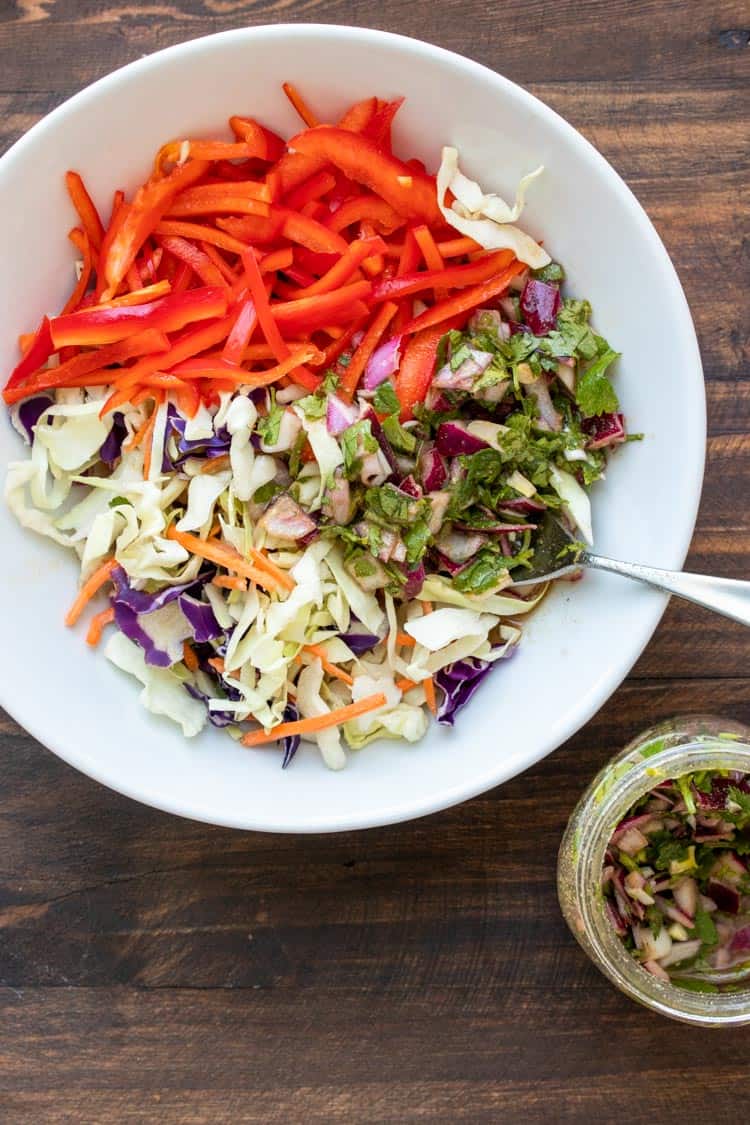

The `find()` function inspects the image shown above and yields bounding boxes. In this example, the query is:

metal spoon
[510,512,750,627]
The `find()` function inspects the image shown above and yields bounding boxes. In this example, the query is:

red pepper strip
[51,286,228,349]
[293,247,339,276]
[222,297,257,365]
[339,302,398,399]
[362,97,405,150]
[167,196,270,219]
[154,140,252,174]
[275,96,378,194]
[289,126,441,224]
[283,236,386,299]
[155,220,248,256]
[172,262,193,293]
[65,171,105,252]
[200,243,239,283]
[103,314,237,406]
[93,281,172,309]
[176,380,201,418]
[215,214,284,246]
[309,316,369,369]
[284,170,337,211]
[240,250,320,391]
[399,261,525,337]
[265,170,281,203]
[4,317,54,392]
[271,281,373,336]
[157,236,226,287]
[126,261,144,292]
[397,228,422,276]
[228,117,286,162]
[282,81,320,128]
[372,249,516,303]
[3,330,170,404]
[436,236,482,258]
[358,222,386,278]
[259,247,294,273]
[61,229,93,315]
[274,208,349,255]
[99,159,210,300]
[327,195,404,235]
[395,317,465,421]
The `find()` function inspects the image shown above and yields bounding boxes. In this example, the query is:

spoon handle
[585,553,750,627]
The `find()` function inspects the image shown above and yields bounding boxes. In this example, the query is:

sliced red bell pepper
[155,220,248,256]
[310,316,370,369]
[3,330,170,404]
[157,236,226,287]
[166,183,271,218]
[275,208,348,255]
[275,96,378,194]
[327,194,404,235]
[215,214,284,246]
[394,316,465,421]
[293,246,339,276]
[284,170,337,211]
[222,297,257,365]
[228,117,286,162]
[372,249,516,302]
[362,97,405,151]
[50,286,228,348]
[413,225,444,272]
[288,126,441,224]
[399,260,525,336]
[284,236,386,299]
[4,317,54,391]
[270,280,372,335]
[99,159,210,300]
[65,171,105,252]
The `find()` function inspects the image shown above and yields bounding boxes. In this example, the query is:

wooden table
[1,2,748,1120]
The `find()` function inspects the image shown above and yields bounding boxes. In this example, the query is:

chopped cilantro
[575,348,620,417]
[372,380,400,416]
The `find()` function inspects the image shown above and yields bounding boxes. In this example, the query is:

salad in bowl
[4,84,628,770]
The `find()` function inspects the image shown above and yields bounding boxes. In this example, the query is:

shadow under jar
[558,715,750,1026]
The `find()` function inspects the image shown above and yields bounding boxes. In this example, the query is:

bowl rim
[0,24,706,832]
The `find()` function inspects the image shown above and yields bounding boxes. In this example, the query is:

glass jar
[557,715,750,1026]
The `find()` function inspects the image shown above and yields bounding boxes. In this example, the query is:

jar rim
[557,716,750,1026]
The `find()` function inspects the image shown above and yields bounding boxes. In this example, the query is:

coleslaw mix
[3,87,628,768]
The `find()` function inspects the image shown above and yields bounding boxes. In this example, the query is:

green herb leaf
[453,549,509,594]
[109,496,131,509]
[691,909,718,947]
[340,420,378,479]
[402,519,432,567]
[382,414,417,454]
[372,380,400,416]
[532,261,566,283]
[256,394,285,446]
[575,348,620,417]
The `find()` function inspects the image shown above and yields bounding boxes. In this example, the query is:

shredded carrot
[61,229,93,315]
[165,525,289,594]
[207,656,226,674]
[413,225,445,272]
[65,557,118,627]
[85,606,115,647]
[338,301,398,399]
[282,82,320,128]
[182,640,199,671]
[245,547,295,593]
[212,575,248,591]
[124,405,156,451]
[199,454,231,474]
[395,677,418,693]
[300,644,354,685]
[421,601,433,614]
[241,692,387,746]
[396,631,416,648]
[422,677,437,716]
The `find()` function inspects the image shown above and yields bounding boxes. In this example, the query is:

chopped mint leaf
[532,261,566,283]
[253,479,282,505]
[256,394,285,445]
[453,549,510,594]
[372,380,400,416]
[340,419,377,479]
[109,496,131,509]
[338,353,352,368]
[382,414,417,454]
[691,909,718,947]
[402,518,432,567]
[323,370,340,393]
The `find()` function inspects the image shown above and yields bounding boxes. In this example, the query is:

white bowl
[0,25,704,832]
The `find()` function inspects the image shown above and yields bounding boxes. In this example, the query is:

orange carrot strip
[212,575,248,591]
[207,656,226,674]
[182,640,199,671]
[338,301,398,399]
[422,677,437,716]
[241,693,387,747]
[395,677,419,693]
[66,171,105,252]
[396,632,416,648]
[61,229,93,315]
[65,557,118,627]
[244,547,295,592]
[85,606,115,647]
[282,82,320,128]
[301,644,354,686]
[437,236,481,257]
[164,526,288,593]
[421,601,433,614]
[413,225,445,272]
[199,454,231,474]
[92,281,172,309]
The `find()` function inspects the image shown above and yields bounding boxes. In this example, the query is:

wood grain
[0,1,749,1121]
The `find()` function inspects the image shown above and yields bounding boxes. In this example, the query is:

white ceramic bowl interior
[0,25,705,831]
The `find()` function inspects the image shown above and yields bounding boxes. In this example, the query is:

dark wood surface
[1,2,749,1120]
